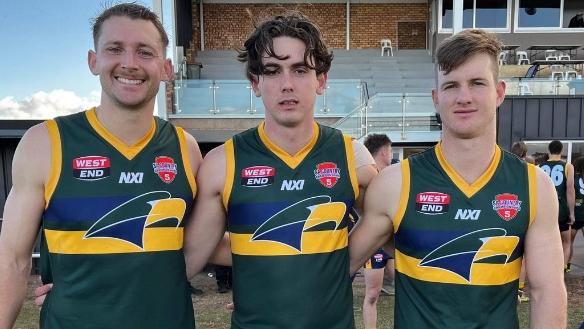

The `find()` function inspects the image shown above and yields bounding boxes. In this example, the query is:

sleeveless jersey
[224,122,358,329]
[393,144,535,329]
[539,160,569,223]
[39,109,196,329]
[575,174,584,222]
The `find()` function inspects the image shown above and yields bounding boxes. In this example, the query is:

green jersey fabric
[539,160,569,223]
[224,122,358,329]
[393,144,535,329]
[40,109,196,329]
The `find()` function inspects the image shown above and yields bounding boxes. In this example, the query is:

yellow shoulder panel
[45,120,62,208]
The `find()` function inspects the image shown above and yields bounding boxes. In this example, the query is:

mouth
[454,108,477,114]
[115,76,145,85]
[278,99,298,106]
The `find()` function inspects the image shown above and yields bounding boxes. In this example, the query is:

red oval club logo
[153,156,177,184]
[492,193,522,221]
[314,162,341,188]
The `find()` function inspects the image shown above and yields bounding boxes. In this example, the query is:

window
[517,0,561,28]
[440,0,509,31]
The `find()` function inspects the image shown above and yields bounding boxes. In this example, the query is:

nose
[120,51,138,70]
[456,84,472,105]
[280,70,294,93]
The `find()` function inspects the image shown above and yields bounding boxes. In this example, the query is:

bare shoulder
[366,162,404,218]
[197,143,227,194]
[14,122,51,185]
[182,131,203,173]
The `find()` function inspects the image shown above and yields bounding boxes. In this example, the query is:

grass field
[14,272,584,329]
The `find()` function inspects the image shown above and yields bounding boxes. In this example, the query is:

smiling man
[0,4,201,329]
[349,29,567,328]
[183,12,377,329]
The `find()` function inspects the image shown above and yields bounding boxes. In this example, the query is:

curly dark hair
[92,3,168,53]
[237,11,333,82]
[363,134,392,156]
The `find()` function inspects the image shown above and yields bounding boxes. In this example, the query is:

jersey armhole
[222,139,235,210]
[175,127,197,199]
[343,135,360,200]
[393,159,411,233]
[527,163,537,226]
[45,120,62,208]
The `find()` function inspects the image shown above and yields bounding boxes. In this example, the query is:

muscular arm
[349,164,401,274]
[566,163,575,224]
[183,145,229,279]
[0,124,49,328]
[525,168,567,328]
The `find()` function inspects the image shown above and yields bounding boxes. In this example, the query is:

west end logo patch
[73,156,110,181]
[153,156,177,184]
[492,193,522,221]
[314,162,340,188]
[416,192,450,215]
[241,165,275,187]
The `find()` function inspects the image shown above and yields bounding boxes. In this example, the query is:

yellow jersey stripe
[393,159,411,233]
[258,121,319,169]
[230,230,348,256]
[175,127,196,199]
[395,249,521,285]
[85,108,155,160]
[527,163,537,226]
[44,227,183,254]
[45,120,62,207]
[344,135,359,200]
[435,143,501,198]
[223,139,235,210]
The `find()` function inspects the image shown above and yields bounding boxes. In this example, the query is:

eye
[106,47,123,55]
[294,67,308,75]
[137,49,155,59]
[262,69,279,76]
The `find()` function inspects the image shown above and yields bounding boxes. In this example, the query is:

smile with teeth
[116,77,144,85]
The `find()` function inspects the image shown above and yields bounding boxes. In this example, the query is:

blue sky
[0,0,155,118]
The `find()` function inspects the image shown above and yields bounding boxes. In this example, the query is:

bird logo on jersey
[250,195,347,252]
[418,228,519,283]
[84,191,186,249]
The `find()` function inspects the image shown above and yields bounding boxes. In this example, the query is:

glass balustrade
[504,77,584,96]
[172,79,366,117]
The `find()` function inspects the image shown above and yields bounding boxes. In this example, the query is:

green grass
[14,274,584,328]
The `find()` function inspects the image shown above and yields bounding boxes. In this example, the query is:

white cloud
[0,89,100,119]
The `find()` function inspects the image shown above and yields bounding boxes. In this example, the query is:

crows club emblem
[153,156,177,184]
[492,193,522,221]
[314,162,341,188]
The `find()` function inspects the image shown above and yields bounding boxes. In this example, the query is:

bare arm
[183,145,229,279]
[351,139,377,214]
[0,124,49,328]
[566,163,575,224]
[349,164,402,274]
[525,167,567,329]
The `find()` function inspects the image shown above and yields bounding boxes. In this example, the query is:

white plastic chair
[565,71,578,80]
[545,50,558,61]
[519,82,533,95]
[558,53,571,61]
[498,51,509,65]
[516,51,529,65]
[551,71,564,80]
[380,39,393,57]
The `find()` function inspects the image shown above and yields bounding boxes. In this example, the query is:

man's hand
[34,283,52,307]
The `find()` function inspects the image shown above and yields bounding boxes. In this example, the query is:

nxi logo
[119,172,144,184]
[281,179,304,191]
[454,209,481,220]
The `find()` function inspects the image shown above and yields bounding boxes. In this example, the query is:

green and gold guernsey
[224,122,358,329]
[393,144,536,329]
[574,174,584,221]
[40,108,196,329]
[539,160,569,222]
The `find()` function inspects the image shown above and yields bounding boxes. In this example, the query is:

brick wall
[192,3,428,53]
